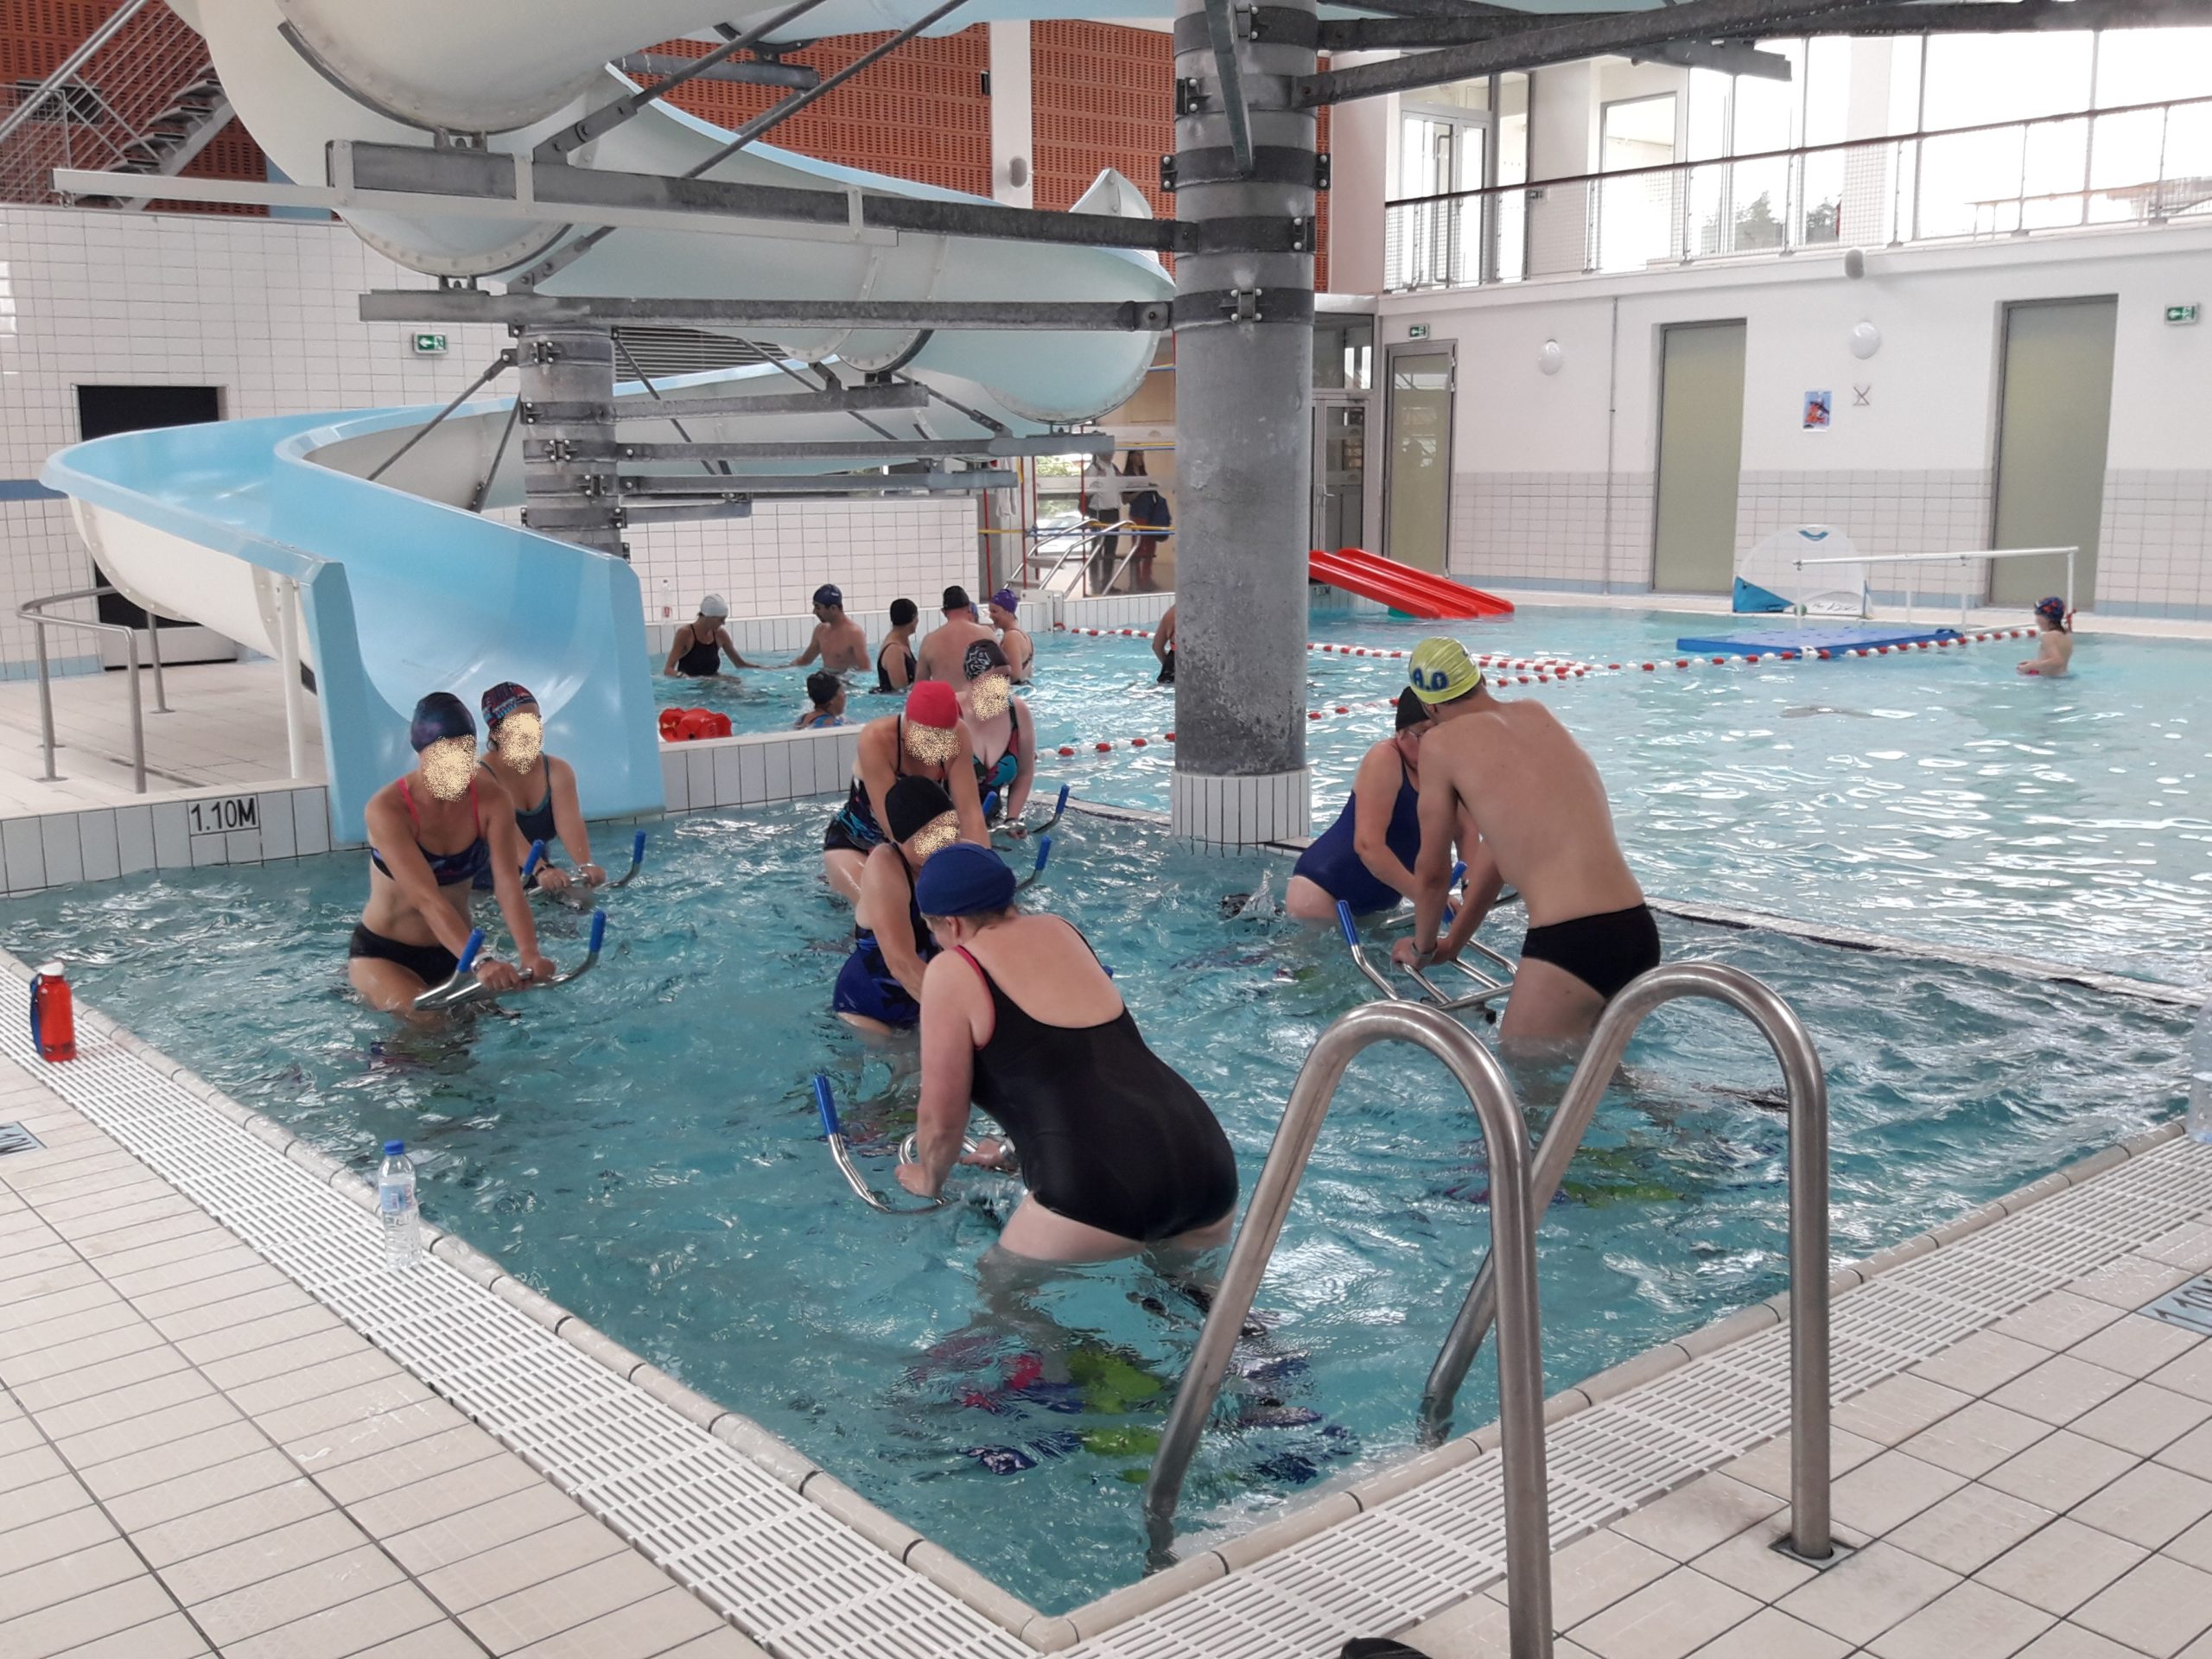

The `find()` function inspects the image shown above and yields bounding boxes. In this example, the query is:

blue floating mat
[1673,625,1964,655]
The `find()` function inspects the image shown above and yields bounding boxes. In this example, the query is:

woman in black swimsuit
[898,844,1239,1263]
[348,693,553,1014]
[473,682,602,898]
[875,597,918,695]
[663,595,758,677]
[821,681,987,903]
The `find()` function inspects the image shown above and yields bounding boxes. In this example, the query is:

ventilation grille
[613,326,782,378]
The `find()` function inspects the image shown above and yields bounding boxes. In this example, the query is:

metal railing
[1387,93,2212,292]
[1418,961,1834,1562]
[0,0,226,207]
[1141,998,1557,1658]
[19,588,169,794]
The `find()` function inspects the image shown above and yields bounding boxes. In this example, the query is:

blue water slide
[42,402,660,844]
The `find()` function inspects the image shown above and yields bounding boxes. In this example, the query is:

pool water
[1035,608,2212,986]
[2,803,2193,1611]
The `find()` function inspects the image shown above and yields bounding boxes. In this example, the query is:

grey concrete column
[517,325,624,557]
[1169,0,1316,847]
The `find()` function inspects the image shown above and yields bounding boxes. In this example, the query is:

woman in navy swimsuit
[473,681,602,898]
[833,777,962,1033]
[347,693,554,1014]
[1287,690,1468,920]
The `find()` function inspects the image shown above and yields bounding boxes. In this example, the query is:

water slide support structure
[1168,0,1319,846]
[517,327,624,556]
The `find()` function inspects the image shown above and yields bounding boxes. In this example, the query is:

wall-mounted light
[1538,339,1565,376]
[1849,321,1881,359]
[1843,246,1867,279]
[1007,156,1030,189]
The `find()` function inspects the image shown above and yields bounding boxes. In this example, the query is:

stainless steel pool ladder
[1418,961,1835,1563]
[19,587,169,794]
[1141,998,1557,1659]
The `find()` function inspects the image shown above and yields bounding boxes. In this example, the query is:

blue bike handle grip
[588,910,607,952]
[982,790,1000,818]
[1451,860,1467,887]
[1337,899,1360,950]
[1033,835,1052,873]
[454,930,485,974]
[631,830,648,864]
[1053,783,1070,814]
[812,1074,840,1137]
[522,840,545,878]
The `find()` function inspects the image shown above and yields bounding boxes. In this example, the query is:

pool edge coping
[8,925,2196,1653]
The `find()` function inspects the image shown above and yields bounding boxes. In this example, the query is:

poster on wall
[1802,390,1834,430]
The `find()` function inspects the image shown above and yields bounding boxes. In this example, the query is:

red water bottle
[30,960,75,1063]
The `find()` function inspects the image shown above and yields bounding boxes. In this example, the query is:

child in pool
[2018,596,2074,677]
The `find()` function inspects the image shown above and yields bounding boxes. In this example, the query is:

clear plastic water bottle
[378,1141,421,1268]
[2190,1006,2212,1146]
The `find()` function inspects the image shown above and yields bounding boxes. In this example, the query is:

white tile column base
[1170,767,1311,847]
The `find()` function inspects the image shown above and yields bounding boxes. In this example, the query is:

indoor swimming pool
[1,798,2194,1611]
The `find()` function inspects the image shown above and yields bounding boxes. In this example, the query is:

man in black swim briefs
[1390,637,1659,1052]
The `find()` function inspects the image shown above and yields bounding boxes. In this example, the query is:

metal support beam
[1631,41,1795,79]
[1315,0,2203,50]
[340,140,1300,255]
[606,469,1015,494]
[610,52,817,90]
[1202,0,1255,181]
[1171,0,1316,847]
[365,350,513,482]
[360,290,1173,333]
[523,434,1108,463]
[515,327,624,556]
[1297,0,1905,105]
[537,0,832,159]
[607,384,930,420]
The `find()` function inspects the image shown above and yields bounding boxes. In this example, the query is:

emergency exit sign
[2165,304,2199,325]
[1407,323,1431,340]
[412,332,448,355]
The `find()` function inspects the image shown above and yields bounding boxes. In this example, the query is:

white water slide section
[49,0,1177,841]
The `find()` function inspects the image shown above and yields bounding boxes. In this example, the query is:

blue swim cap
[915,842,1016,918]
[409,692,475,752]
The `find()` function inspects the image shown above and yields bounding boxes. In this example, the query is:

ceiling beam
[1302,0,1924,105]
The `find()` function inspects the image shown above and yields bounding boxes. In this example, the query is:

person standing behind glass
[1123,452,1172,594]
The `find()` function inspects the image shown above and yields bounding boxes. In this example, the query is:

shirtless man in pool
[1391,637,1658,1052]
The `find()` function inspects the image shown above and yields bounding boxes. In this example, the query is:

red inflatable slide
[1309,547,1513,620]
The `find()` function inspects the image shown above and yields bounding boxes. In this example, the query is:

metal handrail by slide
[18,586,170,794]
[1417,961,1834,1562]
[1141,998,1555,1658]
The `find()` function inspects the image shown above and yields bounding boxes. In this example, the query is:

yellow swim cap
[1408,637,1483,704]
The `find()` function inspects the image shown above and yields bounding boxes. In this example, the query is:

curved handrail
[814,1075,956,1215]
[1141,999,1554,1658]
[1338,898,1514,1016]
[1416,960,1834,1561]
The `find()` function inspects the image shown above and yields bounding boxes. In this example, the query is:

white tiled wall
[0,783,330,896]
[658,725,861,814]
[626,499,978,628]
[2098,471,2212,620]
[1735,469,1998,607]
[1451,472,1656,594]
[1168,766,1311,848]
[0,205,986,676]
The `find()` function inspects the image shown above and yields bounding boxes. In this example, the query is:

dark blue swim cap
[409,692,475,752]
[916,842,1016,917]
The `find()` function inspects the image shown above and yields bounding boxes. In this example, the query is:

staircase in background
[0,0,232,207]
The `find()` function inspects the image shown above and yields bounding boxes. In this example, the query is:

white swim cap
[699,594,729,618]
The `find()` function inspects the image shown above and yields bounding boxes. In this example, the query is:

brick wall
[647,27,992,196]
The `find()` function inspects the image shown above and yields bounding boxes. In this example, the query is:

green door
[1384,345,1454,573]
[1991,296,2116,608]
[1651,320,1747,594]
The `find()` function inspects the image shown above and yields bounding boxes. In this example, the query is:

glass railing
[1383,94,2212,292]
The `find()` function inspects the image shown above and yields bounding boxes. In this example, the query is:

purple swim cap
[410,692,475,752]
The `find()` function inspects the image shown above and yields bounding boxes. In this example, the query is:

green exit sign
[2165,304,2199,325]
[412,332,448,355]
[1407,323,1431,340]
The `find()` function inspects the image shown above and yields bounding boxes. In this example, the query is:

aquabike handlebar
[815,1074,970,1215]
[412,909,607,1011]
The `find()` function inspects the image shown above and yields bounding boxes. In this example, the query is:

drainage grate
[0,1122,41,1155]
[2140,1272,2212,1337]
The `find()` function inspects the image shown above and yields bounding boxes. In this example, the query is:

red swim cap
[905,680,960,729]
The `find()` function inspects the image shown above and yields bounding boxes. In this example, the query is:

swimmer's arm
[661,629,687,677]
[1409,763,1460,955]
[1151,616,1174,662]
[546,758,601,885]
[364,798,479,963]
[485,810,553,981]
[787,630,822,669]
[948,732,989,846]
[1437,842,1503,960]
[1351,744,1421,899]
[905,962,978,1197]
[881,643,912,692]
[1004,702,1037,823]
[714,627,764,671]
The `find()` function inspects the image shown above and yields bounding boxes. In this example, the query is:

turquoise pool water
[1,802,2194,1611]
